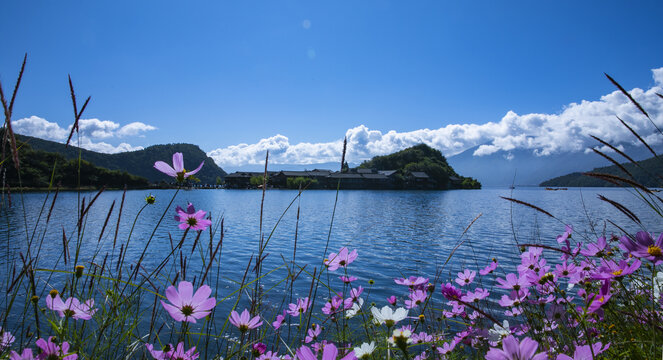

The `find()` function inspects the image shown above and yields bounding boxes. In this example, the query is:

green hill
[2,141,149,189]
[357,144,481,189]
[13,134,227,184]
[540,155,663,187]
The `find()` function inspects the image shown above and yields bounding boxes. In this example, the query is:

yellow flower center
[648,245,662,257]
[186,217,198,227]
[612,270,623,276]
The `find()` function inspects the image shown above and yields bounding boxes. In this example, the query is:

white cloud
[12,116,155,154]
[117,122,157,137]
[12,116,68,141]
[208,67,663,168]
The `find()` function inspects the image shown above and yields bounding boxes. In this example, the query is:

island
[225,144,481,190]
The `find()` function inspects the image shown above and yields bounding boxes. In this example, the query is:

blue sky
[2,1,663,169]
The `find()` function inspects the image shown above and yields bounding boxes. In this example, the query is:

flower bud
[75,265,84,278]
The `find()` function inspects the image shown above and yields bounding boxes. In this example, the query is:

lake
[0,187,659,339]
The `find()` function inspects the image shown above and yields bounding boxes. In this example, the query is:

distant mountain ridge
[14,134,227,184]
[447,143,663,187]
[539,154,663,187]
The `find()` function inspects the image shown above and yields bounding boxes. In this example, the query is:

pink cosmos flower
[591,259,641,280]
[287,297,310,317]
[554,261,577,278]
[229,308,263,332]
[485,335,547,360]
[586,280,612,314]
[394,276,429,287]
[257,351,283,360]
[1,326,15,349]
[322,296,343,315]
[619,231,663,264]
[437,341,457,355]
[556,342,610,360]
[496,273,529,292]
[405,290,428,309]
[36,337,78,360]
[580,236,609,257]
[169,343,199,360]
[556,225,573,243]
[498,289,530,308]
[305,324,322,343]
[461,288,490,303]
[146,343,174,359]
[455,269,476,286]
[480,259,498,275]
[160,281,216,323]
[46,295,96,320]
[174,203,212,231]
[324,247,358,271]
[154,152,204,182]
[411,331,433,344]
[272,309,287,330]
[339,275,357,283]
[9,349,34,360]
[296,343,356,360]
[387,295,397,306]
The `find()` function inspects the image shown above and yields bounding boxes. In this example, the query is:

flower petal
[154,161,177,177]
[185,161,205,177]
[177,281,194,303]
[165,285,182,307]
[172,153,184,173]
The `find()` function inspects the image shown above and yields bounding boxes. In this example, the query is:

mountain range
[13,133,227,184]
[11,132,662,188]
[447,142,663,187]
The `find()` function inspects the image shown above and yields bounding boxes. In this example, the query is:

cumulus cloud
[13,116,68,141]
[12,116,155,154]
[208,67,663,168]
[117,122,158,137]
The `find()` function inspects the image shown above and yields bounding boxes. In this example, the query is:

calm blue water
[0,187,660,344]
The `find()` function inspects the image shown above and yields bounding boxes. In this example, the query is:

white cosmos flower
[345,298,363,319]
[354,341,376,359]
[488,320,511,342]
[371,306,408,327]
[387,329,413,346]
[654,272,663,300]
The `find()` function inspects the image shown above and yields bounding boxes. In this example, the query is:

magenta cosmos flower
[619,231,663,264]
[9,349,34,360]
[296,343,356,360]
[35,337,78,360]
[556,342,609,360]
[287,297,310,316]
[161,281,216,323]
[229,308,263,332]
[154,152,204,183]
[174,203,212,231]
[324,247,358,271]
[485,335,547,360]
[146,343,174,359]
[46,294,96,320]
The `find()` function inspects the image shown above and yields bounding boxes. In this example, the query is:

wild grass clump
[1,58,662,359]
